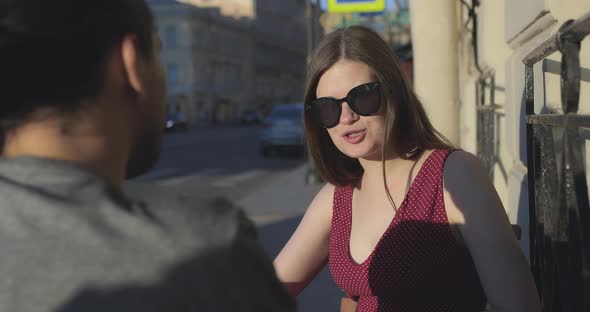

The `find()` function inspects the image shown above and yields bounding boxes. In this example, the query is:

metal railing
[476,69,507,183]
[522,12,590,311]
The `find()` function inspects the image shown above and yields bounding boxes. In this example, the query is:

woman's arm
[443,151,541,312]
[273,183,335,297]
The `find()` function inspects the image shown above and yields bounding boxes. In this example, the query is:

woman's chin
[340,146,382,161]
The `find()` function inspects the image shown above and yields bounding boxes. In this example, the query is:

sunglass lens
[312,98,341,128]
[350,84,381,116]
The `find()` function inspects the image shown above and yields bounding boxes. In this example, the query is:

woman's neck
[357,150,424,191]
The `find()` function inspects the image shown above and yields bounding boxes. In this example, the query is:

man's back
[0,156,294,312]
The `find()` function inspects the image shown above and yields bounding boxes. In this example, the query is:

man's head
[0,0,167,180]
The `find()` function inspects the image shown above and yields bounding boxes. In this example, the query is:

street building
[252,0,308,115]
[148,0,308,125]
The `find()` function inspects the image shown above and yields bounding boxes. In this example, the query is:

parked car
[240,109,262,125]
[165,111,188,132]
[259,103,305,157]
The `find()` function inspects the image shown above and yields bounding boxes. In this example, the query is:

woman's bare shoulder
[444,149,482,171]
[307,183,337,214]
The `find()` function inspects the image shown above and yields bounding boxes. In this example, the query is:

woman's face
[316,59,387,160]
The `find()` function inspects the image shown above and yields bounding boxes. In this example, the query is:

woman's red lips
[342,129,367,144]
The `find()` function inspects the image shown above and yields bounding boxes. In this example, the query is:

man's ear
[120,35,146,95]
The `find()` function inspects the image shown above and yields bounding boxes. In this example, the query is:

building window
[167,64,178,86]
[165,25,177,49]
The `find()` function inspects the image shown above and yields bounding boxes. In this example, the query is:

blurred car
[240,109,262,125]
[260,103,305,157]
[165,111,188,132]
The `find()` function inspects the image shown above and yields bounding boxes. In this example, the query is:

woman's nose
[339,102,359,125]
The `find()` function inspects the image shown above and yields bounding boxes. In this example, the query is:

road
[124,125,344,311]
[126,125,305,206]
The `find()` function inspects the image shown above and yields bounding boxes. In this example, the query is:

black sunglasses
[305,82,381,128]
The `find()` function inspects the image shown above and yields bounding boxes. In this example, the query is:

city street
[127,125,305,206]
[124,125,344,311]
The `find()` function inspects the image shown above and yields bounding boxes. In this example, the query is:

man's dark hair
[0,0,155,130]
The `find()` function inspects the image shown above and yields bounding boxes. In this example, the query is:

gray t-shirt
[0,157,295,312]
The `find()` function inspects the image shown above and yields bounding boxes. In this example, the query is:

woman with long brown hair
[273,26,540,311]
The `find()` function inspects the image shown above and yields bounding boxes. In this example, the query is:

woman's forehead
[316,60,373,98]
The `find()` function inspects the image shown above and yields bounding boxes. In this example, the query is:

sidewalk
[235,163,322,225]
[232,164,344,312]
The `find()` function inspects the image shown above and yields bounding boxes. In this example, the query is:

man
[0,1,295,311]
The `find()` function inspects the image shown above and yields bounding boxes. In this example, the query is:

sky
[319,0,396,10]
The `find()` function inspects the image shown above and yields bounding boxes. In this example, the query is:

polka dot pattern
[329,149,487,311]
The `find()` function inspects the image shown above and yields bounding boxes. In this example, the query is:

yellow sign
[327,0,385,13]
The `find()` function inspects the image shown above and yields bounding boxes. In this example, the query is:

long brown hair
[304,26,454,188]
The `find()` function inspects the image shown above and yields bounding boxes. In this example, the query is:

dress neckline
[346,149,440,266]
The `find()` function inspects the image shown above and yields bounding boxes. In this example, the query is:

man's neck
[3,119,128,188]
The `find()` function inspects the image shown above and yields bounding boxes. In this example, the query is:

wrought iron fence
[522,12,590,311]
[476,69,506,182]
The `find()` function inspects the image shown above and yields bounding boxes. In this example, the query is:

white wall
[458,0,513,210]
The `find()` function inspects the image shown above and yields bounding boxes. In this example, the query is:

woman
[273,26,541,311]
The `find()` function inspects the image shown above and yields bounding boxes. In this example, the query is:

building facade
[148,0,307,125]
[150,1,197,122]
[253,0,308,115]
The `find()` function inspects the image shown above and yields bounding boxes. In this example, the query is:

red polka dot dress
[329,149,487,311]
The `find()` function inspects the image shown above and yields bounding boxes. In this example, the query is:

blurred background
[125,1,590,310]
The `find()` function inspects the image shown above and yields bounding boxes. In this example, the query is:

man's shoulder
[0,179,294,311]
[126,185,256,244]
